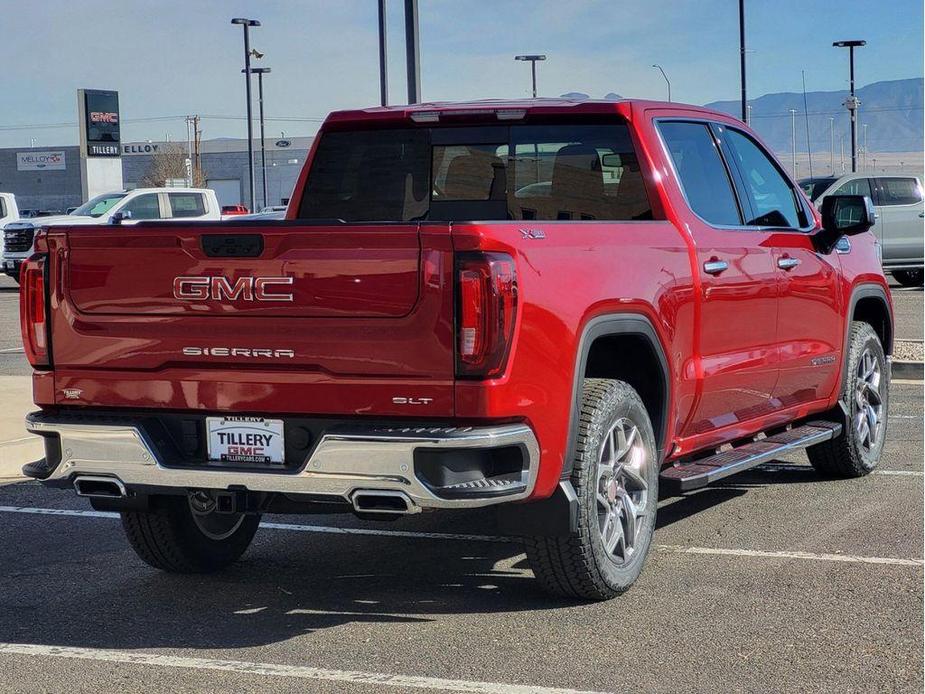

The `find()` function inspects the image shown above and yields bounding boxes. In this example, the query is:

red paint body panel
[31,98,893,501]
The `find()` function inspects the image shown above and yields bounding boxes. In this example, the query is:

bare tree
[140,144,207,187]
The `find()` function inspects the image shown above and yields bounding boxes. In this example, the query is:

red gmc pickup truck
[20,99,892,600]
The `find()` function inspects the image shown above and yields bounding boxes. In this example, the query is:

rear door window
[658,121,742,226]
[169,193,207,218]
[876,178,923,205]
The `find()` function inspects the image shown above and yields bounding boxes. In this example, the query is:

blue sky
[0,0,921,148]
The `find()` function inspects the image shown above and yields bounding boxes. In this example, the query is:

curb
[892,360,924,381]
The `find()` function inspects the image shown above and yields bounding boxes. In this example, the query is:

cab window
[121,194,162,220]
[833,178,872,198]
[722,127,805,229]
[169,193,206,218]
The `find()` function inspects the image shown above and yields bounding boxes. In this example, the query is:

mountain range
[561,78,923,154]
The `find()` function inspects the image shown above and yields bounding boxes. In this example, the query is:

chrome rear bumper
[26,412,540,510]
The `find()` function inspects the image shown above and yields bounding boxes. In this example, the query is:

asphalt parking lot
[0,272,921,692]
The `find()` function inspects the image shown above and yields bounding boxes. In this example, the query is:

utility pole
[378,0,388,106]
[840,135,845,173]
[185,116,194,186]
[516,55,547,98]
[789,108,797,175]
[193,115,202,186]
[404,0,421,103]
[829,117,835,174]
[739,0,747,122]
[231,17,261,209]
[833,40,865,173]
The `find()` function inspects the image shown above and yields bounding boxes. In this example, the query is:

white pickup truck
[2,187,220,282]
[0,193,20,226]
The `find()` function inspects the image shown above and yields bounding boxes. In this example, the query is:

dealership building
[0,136,313,213]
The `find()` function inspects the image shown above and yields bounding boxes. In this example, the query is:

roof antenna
[802,70,813,180]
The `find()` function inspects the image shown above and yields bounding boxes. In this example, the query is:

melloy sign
[17,151,66,171]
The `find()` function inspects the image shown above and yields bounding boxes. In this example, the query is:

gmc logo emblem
[173,276,294,302]
[90,111,119,124]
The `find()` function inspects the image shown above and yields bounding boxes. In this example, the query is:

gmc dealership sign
[81,89,121,157]
[17,151,66,171]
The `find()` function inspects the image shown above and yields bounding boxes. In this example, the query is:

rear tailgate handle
[777,256,801,271]
[202,234,264,258]
[703,259,728,275]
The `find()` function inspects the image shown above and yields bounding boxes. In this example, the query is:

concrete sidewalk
[0,375,40,483]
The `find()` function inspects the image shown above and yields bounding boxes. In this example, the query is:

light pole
[746,103,752,125]
[231,17,260,210]
[833,39,865,173]
[739,0,747,122]
[789,108,797,175]
[829,117,835,174]
[404,0,421,103]
[246,66,271,209]
[378,0,388,106]
[651,64,671,101]
[515,55,546,98]
[862,123,869,171]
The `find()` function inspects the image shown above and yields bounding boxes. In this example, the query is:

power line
[0,113,327,132]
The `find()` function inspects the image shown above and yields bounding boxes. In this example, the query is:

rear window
[877,178,923,206]
[169,193,207,218]
[297,122,652,222]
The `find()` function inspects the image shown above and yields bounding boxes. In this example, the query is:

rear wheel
[808,322,889,477]
[121,491,260,573]
[892,269,923,287]
[525,379,658,600]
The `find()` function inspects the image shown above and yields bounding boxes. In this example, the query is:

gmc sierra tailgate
[47,222,455,416]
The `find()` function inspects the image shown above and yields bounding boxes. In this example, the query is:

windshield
[799,178,837,201]
[71,192,127,217]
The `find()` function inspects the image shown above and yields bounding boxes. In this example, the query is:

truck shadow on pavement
[0,463,822,651]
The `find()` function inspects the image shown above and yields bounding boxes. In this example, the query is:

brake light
[456,253,518,378]
[19,255,50,368]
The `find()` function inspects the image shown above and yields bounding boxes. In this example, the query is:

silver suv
[800,174,924,287]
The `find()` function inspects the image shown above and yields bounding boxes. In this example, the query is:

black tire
[808,322,889,477]
[121,494,260,573]
[892,269,923,288]
[525,379,659,601]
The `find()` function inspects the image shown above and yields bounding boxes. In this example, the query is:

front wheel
[808,322,889,477]
[121,492,260,573]
[892,269,923,287]
[525,379,659,600]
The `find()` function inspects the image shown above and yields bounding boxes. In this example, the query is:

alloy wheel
[596,417,648,565]
[854,347,883,453]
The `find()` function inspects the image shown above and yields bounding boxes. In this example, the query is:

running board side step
[660,421,842,494]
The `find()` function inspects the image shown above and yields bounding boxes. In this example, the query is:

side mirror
[109,210,132,225]
[813,195,875,254]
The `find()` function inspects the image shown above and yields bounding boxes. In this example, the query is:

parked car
[259,205,288,214]
[2,187,220,281]
[800,173,924,286]
[20,99,892,600]
[221,204,250,219]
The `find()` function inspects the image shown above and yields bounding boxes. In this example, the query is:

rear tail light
[19,255,50,368]
[456,252,518,378]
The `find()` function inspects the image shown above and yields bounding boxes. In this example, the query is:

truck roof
[324,98,728,126]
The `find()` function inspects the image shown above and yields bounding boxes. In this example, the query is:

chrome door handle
[777,257,801,270]
[703,259,728,275]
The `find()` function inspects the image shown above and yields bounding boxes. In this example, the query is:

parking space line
[0,643,604,694]
[757,463,923,476]
[655,545,924,567]
[0,347,23,354]
[0,505,921,568]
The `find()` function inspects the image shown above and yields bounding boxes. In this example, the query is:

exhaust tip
[73,476,126,499]
[351,490,420,515]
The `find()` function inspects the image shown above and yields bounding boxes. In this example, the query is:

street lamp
[231,17,261,210]
[245,66,271,209]
[789,109,797,174]
[651,64,671,101]
[515,55,546,98]
[833,39,865,173]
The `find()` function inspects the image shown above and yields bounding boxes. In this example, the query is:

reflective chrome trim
[26,415,540,510]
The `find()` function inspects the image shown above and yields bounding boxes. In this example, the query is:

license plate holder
[206,416,285,464]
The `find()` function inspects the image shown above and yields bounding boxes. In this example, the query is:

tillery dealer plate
[206,416,285,464]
